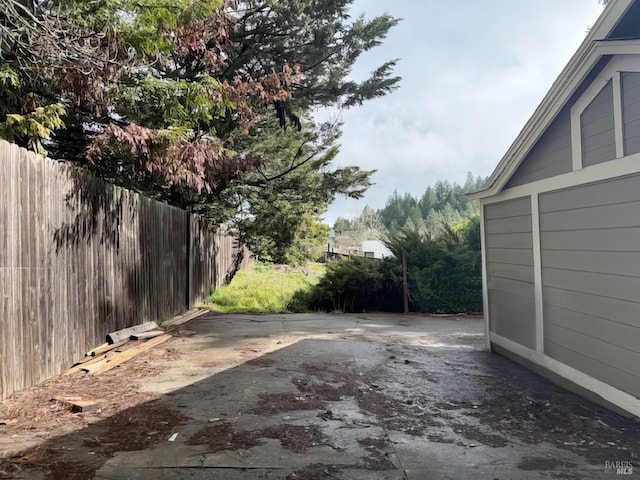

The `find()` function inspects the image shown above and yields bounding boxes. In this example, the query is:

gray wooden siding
[484,197,536,349]
[539,175,640,399]
[581,80,615,167]
[622,72,640,156]
[504,107,572,189]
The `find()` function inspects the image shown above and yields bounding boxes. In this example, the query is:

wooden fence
[0,140,248,399]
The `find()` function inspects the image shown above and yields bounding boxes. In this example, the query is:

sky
[320,0,606,225]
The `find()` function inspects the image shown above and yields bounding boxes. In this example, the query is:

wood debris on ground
[0,308,204,457]
[66,308,208,376]
[68,334,170,375]
[50,396,99,413]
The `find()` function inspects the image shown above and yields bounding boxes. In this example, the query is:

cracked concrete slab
[93,313,640,479]
[3,313,638,479]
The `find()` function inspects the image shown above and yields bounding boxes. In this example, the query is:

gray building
[470,0,640,418]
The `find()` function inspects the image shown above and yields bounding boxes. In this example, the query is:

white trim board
[490,333,640,418]
[479,204,490,350]
[479,150,640,205]
[530,194,544,354]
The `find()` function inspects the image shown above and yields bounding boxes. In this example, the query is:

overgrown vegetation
[301,217,482,313]
[1,0,401,265]
[210,262,325,313]
[293,256,403,312]
[211,214,480,314]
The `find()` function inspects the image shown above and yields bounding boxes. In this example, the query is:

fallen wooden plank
[88,335,171,375]
[107,321,158,344]
[81,358,111,374]
[66,338,140,374]
[87,339,130,357]
[51,396,99,413]
[66,353,109,375]
[130,330,165,340]
[85,342,109,357]
[162,309,208,328]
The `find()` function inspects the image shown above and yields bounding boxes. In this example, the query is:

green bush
[296,256,404,312]
[301,216,482,314]
[384,219,482,313]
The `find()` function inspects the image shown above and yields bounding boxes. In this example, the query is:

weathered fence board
[0,140,247,399]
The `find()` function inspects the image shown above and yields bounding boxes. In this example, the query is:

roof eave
[472,0,636,200]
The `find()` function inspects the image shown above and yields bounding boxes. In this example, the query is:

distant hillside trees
[333,173,485,245]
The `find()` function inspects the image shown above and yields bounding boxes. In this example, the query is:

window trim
[570,54,640,171]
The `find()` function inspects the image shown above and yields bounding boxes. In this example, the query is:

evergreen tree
[1,0,401,264]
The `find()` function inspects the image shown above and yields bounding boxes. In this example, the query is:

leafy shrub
[301,216,482,314]
[384,218,482,313]
[294,256,404,312]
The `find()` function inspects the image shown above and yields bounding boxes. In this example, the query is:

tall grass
[209,262,325,313]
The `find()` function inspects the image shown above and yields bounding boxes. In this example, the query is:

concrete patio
[101,313,640,479]
[3,313,638,479]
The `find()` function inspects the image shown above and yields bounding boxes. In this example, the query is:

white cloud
[323,0,605,225]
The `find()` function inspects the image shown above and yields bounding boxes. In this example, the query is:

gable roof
[469,0,638,200]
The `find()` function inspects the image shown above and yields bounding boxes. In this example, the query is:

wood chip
[51,396,99,413]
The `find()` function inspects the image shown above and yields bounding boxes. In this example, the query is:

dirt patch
[200,360,230,368]
[450,423,509,448]
[186,423,263,452]
[45,460,100,480]
[293,376,358,402]
[295,363,438,436]
[0,338,187,479]
[4,401,187,480]
[0,459,19,479]
[168,327,198,338]
[285,463,344,480]
[427,433,455,443]
[357,437,396,471]
[0,342,179,454]
[370,346,640,466]
[462,386,638,463]
[91,401,188,452]
[358,437,386,450]
[258,424,324,453]
[355,388,425,435]
[233,342,264,355]
[252,392,326,414]
[187,423,325,455]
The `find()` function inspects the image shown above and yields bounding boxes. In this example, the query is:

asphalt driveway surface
[2,313,639,479]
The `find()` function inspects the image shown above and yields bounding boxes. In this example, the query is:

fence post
[402,249,409,314]
[186,212,191,309]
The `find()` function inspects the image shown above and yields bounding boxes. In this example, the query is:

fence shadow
[0,140,247,400]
